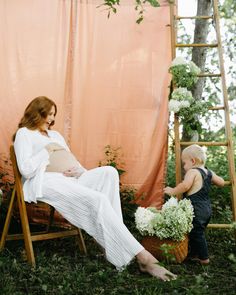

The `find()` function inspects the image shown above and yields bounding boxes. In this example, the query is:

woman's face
[39,105,56,131]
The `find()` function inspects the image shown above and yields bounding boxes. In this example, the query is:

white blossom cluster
[189,61,201,75]
[168,57,201,115]
[170,56,186,67]
[169,87,193,113]
[162,196,178,210]
[134,207,156,236]
[135,197,194,241]
[170,57,201,75]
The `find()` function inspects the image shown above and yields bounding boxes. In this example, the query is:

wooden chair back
[0,145,87,266]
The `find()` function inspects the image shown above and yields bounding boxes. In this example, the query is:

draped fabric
[0,0,171,208]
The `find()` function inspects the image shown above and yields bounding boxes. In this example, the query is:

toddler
[164,144,224,264]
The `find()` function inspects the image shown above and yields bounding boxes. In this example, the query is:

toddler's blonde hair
[182,144,207,165]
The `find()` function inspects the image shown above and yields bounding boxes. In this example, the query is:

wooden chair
[0,145,87,267]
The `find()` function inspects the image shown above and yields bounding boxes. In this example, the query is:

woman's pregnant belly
[45,149,80,173]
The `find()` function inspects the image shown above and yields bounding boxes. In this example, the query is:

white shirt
[14,127,85,203]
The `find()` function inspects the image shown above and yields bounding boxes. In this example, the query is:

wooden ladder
[169,0,236,228]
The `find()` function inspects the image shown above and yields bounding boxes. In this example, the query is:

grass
[0,226,236,295]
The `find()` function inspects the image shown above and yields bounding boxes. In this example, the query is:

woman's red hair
[13,96,57,140]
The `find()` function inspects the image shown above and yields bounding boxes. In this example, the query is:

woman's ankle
[136,249,157,266]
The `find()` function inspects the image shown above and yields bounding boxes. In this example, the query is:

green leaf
[146,0,160,8]
[136,16,144,24]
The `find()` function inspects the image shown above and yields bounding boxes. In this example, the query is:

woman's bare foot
[136,250,177,281]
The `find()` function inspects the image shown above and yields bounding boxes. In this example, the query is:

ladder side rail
[170,1,235,229]
[213,0,236,221]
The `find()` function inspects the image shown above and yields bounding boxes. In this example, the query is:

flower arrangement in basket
[135,197,194,263]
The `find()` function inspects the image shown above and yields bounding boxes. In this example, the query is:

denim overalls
[184,168,213,260]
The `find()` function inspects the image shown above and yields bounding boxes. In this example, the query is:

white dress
[14,127,144,269]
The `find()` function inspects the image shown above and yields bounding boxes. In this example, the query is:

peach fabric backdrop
[0,0,171,207]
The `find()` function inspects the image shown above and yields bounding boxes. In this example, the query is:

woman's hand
[45,143,64,155]
[63,166,84,178]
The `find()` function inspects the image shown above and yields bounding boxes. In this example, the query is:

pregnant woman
[13,96,176,281]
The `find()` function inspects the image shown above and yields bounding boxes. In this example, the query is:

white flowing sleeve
[14,129,49,179]
[51,131,71,151]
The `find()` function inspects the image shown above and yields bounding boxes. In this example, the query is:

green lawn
[0,228,235,295]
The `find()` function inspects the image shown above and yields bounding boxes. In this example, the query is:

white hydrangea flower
[171,56,186,67]
[162,196,178,210]
[171,87,193,105]
[180,100,190,108]
[189,61,201,75]
[134,207,156,235]
[168,99,181,113]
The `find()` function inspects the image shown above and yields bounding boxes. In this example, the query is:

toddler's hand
[164,186,175,196]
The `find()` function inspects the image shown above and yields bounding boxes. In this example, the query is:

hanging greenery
[168,57,210,135]
[169,57,201,90]
[99,0,160,24]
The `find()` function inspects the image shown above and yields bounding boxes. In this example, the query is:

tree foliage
[99,0,160,23]
[167,0,236,224]
[182,0,212,141]
[175,0,236,140]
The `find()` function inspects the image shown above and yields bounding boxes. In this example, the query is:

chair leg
[45,206,55,232]
[0,187,16,251]
[76,228,87,255]
[16,191,36,267]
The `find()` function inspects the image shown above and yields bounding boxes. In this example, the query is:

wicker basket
[141,235,188,263]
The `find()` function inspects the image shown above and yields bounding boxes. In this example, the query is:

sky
[175,0,235,130]
[178,0,197,15]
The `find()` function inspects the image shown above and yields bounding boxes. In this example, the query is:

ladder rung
[180,141,228,146]
[176,16,213,20]
[224,181,231,186]
[208,106,224,110]
[175,43,218,48]
[207,224,232,229]
[197,73,221,77]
